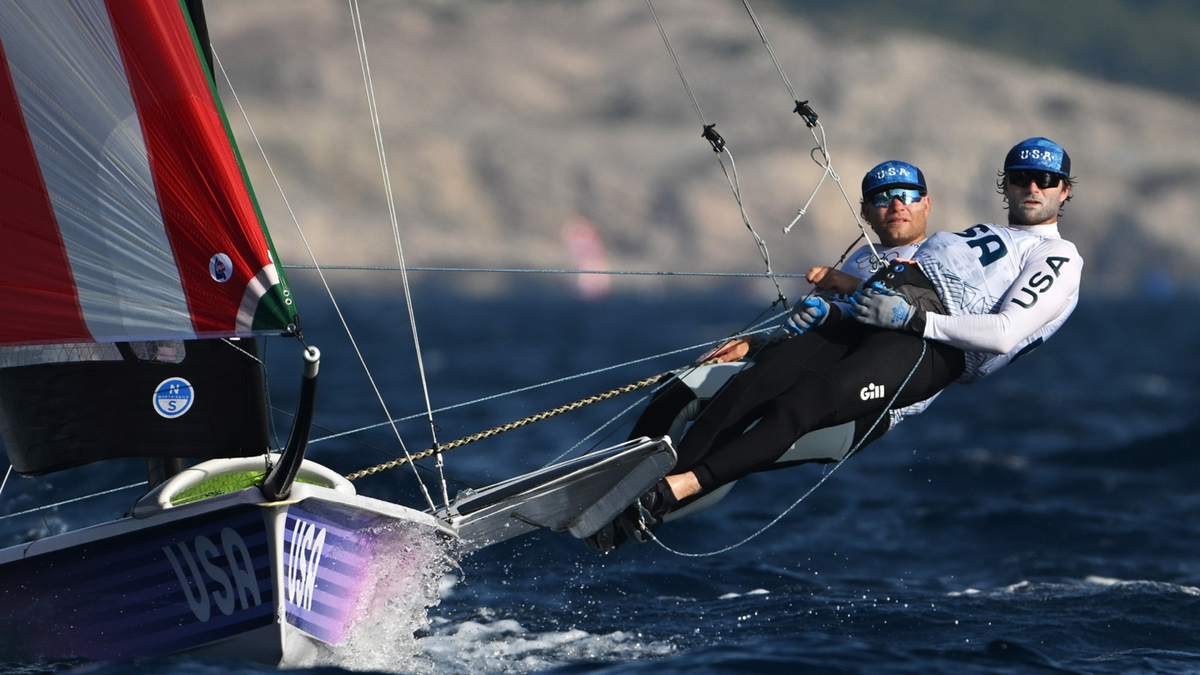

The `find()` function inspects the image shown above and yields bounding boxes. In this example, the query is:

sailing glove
[785,297,830,334]
[851,282,925,334]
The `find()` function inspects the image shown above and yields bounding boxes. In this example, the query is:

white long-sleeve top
[916,223,1083,383]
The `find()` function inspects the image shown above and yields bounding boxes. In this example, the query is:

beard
[1008,199,1058,225]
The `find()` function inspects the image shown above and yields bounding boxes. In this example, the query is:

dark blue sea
[4,279,1200,674]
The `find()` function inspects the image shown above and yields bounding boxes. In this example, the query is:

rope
[214,48,437,512]
[0,465,10,501]
[541,393,653,467]
[220,338,285,451]
[0,481,147,523]
[310,310,784,446]
[345,358,721,481]
[281,265,812,277]
[348,0,449,507]
[644,0,787,309]
[647,340,928,557]
[733,0,883,268]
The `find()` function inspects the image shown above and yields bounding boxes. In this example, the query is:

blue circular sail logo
[153,377,194,419]
[209,253,233,283]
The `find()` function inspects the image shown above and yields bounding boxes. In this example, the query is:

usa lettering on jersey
[915,224,1080,383]
[1011,256,1072,308]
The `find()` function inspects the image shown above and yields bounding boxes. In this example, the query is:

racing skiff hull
[0,459,452,666]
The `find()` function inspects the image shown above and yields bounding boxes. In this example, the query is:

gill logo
[287,519,327,612]
[860,383,885,401]
[164,528,261,622]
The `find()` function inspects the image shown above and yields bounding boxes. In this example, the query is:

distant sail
[0,0,296,346]
[562,216,611,301]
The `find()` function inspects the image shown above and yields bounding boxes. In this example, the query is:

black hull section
[0,340,269,476]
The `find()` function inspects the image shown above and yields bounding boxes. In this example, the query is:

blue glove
[785,297,830,334]
[851,282,917,331]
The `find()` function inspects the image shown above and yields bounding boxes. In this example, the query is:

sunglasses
[1007,170,1063,189]
[868,188,924,208]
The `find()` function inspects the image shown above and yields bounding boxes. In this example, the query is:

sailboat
[0,0,673,665]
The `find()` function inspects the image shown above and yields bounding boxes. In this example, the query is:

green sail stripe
[177,0,298,333]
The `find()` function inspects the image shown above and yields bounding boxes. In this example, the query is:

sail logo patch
[209,253,233,282]
[153,377,194,418]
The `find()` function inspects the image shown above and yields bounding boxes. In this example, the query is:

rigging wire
[343,298,796,481]
[347,0,450,509]
[645,341,927,557]
[271,407,479,488]
[213,49,438,512]
[541,392,652,467]
[281,265,812,278]
[346,357,721,481]
[644,0,787,309]
[311,309,785,447]
[0,480,148,524]
[219,338,284,451]
[738,0,883,266]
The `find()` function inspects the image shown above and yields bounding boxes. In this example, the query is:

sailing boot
[617,478,678,544]
[583,518,627,554]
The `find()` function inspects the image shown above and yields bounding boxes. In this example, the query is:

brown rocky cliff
[208,0,1200,294]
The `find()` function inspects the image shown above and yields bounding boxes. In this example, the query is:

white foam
[313,522,458,672]
[946,576,1200,599]
[413,615,675,674]
[718,588,770,599]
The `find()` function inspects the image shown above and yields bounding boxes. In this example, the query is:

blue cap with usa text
[1004,137,1071,176]
[861,160,926,198]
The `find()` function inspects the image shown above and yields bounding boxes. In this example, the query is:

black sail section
[184,0,214,75]
[0,340,269,477]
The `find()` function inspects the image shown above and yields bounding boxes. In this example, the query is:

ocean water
[3,281,1199,674]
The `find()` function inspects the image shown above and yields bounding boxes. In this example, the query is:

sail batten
[0,0,296,347]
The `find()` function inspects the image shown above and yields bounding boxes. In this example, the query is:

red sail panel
[0,41,90,345]
[106,1,274,336]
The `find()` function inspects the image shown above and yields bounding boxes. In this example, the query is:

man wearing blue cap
[593,138,1081,551]
[586,160,940,552]
[611,159,935,450]
[847,136,1080,384]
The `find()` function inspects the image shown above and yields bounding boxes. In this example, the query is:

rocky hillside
[206,0,1200,295]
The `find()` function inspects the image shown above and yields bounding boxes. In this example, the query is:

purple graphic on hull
[282,499,450,649]
[0,505,274,661]
[283,500,396,644]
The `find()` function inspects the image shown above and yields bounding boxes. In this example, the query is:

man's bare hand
[702,338,750,364]
[807,266,860,294]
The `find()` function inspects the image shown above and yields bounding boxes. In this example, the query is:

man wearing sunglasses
[788,159,933,333]
[594,138,1081,551]
[849,136,1080,385]
[587,160,941,553]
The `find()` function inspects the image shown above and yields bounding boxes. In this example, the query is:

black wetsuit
[631,264,965,492]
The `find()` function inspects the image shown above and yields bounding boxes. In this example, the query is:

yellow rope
[344,358,720,481]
